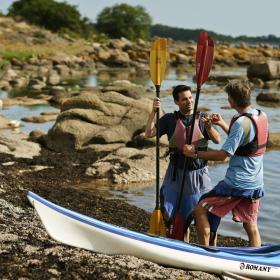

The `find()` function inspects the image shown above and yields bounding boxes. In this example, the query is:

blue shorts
[160,163,212,224]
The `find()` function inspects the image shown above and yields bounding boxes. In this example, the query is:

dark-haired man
[145,85,221,242]
[184,80,269,247]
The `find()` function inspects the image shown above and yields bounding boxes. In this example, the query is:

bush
[96,4,152,41]
[8,0,94,38]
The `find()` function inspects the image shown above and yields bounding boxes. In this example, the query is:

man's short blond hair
[225,80,251,108]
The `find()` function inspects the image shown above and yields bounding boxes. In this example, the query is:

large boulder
[121,102,150,133]
[247,61,280,81]
[61,94,111,115]
[102,80,145,99]
[85,146,169,184]
[45,87,155,152]
[96,89,136,106]
[256,92,280,104]
[91,125,131,144]
[88,98,152,144]
[45,119,105,151]
[57,109,121,126]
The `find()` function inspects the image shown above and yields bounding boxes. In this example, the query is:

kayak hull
[27,191,280,279]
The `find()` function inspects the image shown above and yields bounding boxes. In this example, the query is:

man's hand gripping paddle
[148,38,168,236]
[167,32,214,241]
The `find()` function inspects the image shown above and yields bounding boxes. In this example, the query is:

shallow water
[0,89,58,135]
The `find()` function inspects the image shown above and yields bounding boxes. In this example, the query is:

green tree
[96,4,152,41]
[8,0,94,38]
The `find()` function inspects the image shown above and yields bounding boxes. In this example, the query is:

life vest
[228,110,269,157]
[168,112,208,173]
[171,111,207,152]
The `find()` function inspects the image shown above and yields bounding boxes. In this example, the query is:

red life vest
[228,110,269,157]
[173,112,205,152]
[169,112,208,173]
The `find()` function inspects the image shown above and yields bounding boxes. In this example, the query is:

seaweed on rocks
[0,149,247,279]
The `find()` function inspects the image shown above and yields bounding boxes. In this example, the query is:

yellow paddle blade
[150,38,168,86]
[148,209,166,237]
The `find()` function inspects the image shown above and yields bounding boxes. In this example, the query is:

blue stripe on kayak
[27,191,280,267]
[217,245,280,255]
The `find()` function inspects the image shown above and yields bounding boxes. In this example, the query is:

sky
[1,0,280,37]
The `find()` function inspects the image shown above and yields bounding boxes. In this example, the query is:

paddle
[167,32,214,240]
[148,38,168,236]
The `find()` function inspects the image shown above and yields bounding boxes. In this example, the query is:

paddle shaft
[148,38,167,236]
[156,84,160,210]
[175,37,209,214]
[175,86,201,212]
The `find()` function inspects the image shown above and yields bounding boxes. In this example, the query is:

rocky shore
[1,149,251,280]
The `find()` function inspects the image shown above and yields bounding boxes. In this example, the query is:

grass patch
[1,49,36,62]
[0,59,10,68]
[0,40,91,63]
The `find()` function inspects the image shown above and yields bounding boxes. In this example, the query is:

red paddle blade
[195,32,214,87]
[166,213,185,241]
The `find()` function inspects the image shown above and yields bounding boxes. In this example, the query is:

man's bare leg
[194,205,211,245]
[184,228,190,242]
[209,231,217,246]
[243,222,261,247]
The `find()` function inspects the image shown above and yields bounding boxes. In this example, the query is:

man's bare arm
[205,125,221,144]
[211,113,229,134]
[145,97,160,138]
[183,144,229,161]
[196,149,228,161]
[145,110,157,138]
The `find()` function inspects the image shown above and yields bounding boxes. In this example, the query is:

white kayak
[27,191,280,279]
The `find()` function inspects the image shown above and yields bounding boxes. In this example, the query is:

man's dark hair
[225,80,251,107]
[172,85,192,101]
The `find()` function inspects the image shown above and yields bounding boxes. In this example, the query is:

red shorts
[199,196,260,223]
